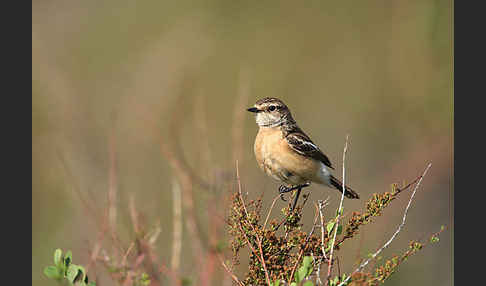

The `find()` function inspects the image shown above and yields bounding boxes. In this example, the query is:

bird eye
[268,105,276,111]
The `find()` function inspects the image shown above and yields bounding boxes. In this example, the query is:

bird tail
[329,175,360,199]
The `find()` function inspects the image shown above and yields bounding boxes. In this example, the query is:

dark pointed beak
[247,107,259,113]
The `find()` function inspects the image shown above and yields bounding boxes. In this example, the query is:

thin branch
[108,133,119,253]
[263,194,282,231]
[160,137,206,265]
[235,160,250,216]
[129,195,141,235]
[319,198,331,262]
[316,198,330,285]
[337,163,432,286]
[218,254,245,286]
[289,205,321,284]
[236,160,271,286]
[325,135,349,285]
[171,177,183,273]
[56,150,100,224]
[121,241,136,267]
[238,223,263,263]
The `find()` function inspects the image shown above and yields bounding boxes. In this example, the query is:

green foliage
[328,274,350,286]
[270,256,352,286]
[294,256,314,284]
[137,273,151,286]
[44,248,96,286]
[271,256,315,286]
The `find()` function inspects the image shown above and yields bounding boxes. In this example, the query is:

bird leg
[290,187,302,212]
[278,182,311,204]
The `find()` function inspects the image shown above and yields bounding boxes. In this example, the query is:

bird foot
[278,183,311,202]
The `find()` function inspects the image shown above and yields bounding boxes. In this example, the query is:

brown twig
[288,205,321,284]
[56,150,100,224]
[263,194,282,231]
[129,195,141,235]
[86,207,109,273]
[236,160,271,285]
[161,137,206,261]
[121,241,136,267]
[238,223,262,261]
[218,254,245,286]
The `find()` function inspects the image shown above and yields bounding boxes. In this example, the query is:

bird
[247,97,359,209]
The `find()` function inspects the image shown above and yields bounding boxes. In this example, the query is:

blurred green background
[33,0,452,285]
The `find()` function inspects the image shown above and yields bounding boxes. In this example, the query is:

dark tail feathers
[330,175,360,199]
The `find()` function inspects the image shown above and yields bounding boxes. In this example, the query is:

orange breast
[254,127,321,185]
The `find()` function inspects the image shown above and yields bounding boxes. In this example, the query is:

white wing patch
[302,140,319,151]
[315,162,332,187]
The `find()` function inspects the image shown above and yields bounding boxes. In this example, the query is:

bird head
[247,97,292,127]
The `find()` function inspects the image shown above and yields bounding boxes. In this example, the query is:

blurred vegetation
[33,0,452,285]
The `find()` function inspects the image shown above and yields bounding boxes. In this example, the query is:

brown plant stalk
[236,161,272,286]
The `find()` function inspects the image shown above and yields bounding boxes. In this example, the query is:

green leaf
[430,236,440,243]
[66,265,80,283]
[336,225,343,235]
[76,265,87,283]
[271,280,280,286]
[44,266,61,280]
[140,272,151,286]
[87,282,97,286]
[302,256,312,269]
[328,276,339,286]
[181,277,192,286]
[297,266,307,282]
[64,250,73,268]
[325,242,332,253]
[290,282,297,286]
[54,249,63,268]
[336,207,344,216]
[303,281,314,286]
[342,273,347,280]
[326,221,335,233]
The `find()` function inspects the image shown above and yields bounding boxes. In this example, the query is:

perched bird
[247,97,359,208]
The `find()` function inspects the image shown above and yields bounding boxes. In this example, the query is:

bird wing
[285,132,334,169]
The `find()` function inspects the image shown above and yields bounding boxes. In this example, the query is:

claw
[279,185,290,201]
[279,185,290,194]
[278,183,311,204]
